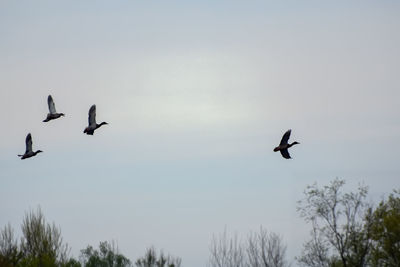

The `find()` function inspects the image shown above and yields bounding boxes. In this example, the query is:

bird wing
[280,129,291,145]
[88,105,96,126]
[25,133,33,153]
[48,95,56,114]
[280,149,291,159]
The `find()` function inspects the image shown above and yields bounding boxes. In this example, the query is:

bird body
[83,105,108,135]
[43,113,64,122]
[43,95,64,122]
[274,129,299,159]
[18,133,43,160]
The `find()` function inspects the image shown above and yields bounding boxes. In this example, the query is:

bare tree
[209,228,245,267]
[295,221,331,267]
[297,178,373,267]
[246,227,289,267]
[208,227,289,267]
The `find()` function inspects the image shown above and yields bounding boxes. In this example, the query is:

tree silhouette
[297,179,373,267]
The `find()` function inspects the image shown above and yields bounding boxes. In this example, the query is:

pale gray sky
[1,1,400,266]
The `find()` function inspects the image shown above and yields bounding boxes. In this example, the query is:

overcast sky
[1,1,399,266]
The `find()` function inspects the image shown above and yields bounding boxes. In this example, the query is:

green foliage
[1,208,182,267]
[21,207,69,264]
[17,254,57,267]
[1,209,185,267]
[0,207,74,267]
[0,223,21,266]
[135,247,181,267]
[369,190,400,267]
[79,241,132,267]
[19,207,70,266]
[64,258,82,267]
[5,179,397,267]
[297,178,373,267]
[297,180,400,267]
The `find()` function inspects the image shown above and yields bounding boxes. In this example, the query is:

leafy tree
[0,223,21,266]
[135,247,181,267]
[20,207,70,266]
[64,258,82,267]
[0,207,77,267]
[369,190,400,267]
[297,179,373,267]
[79,241,132,267]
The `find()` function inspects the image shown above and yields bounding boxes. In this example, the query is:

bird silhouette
[18,133,43,160]
[83,104,108,135]
[273,129,299,159]
[43,95,65,122]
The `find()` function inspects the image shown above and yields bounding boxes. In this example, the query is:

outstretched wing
[48,95,56,114]
[280,129,291,145]
[25,133,33,153]
[280,148,291,159]
[88,105,96,126]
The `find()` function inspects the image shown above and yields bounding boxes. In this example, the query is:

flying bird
[83,104,108,135]
[18,133,43,160]
[43,95,65,122]
[273,129,299,159]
